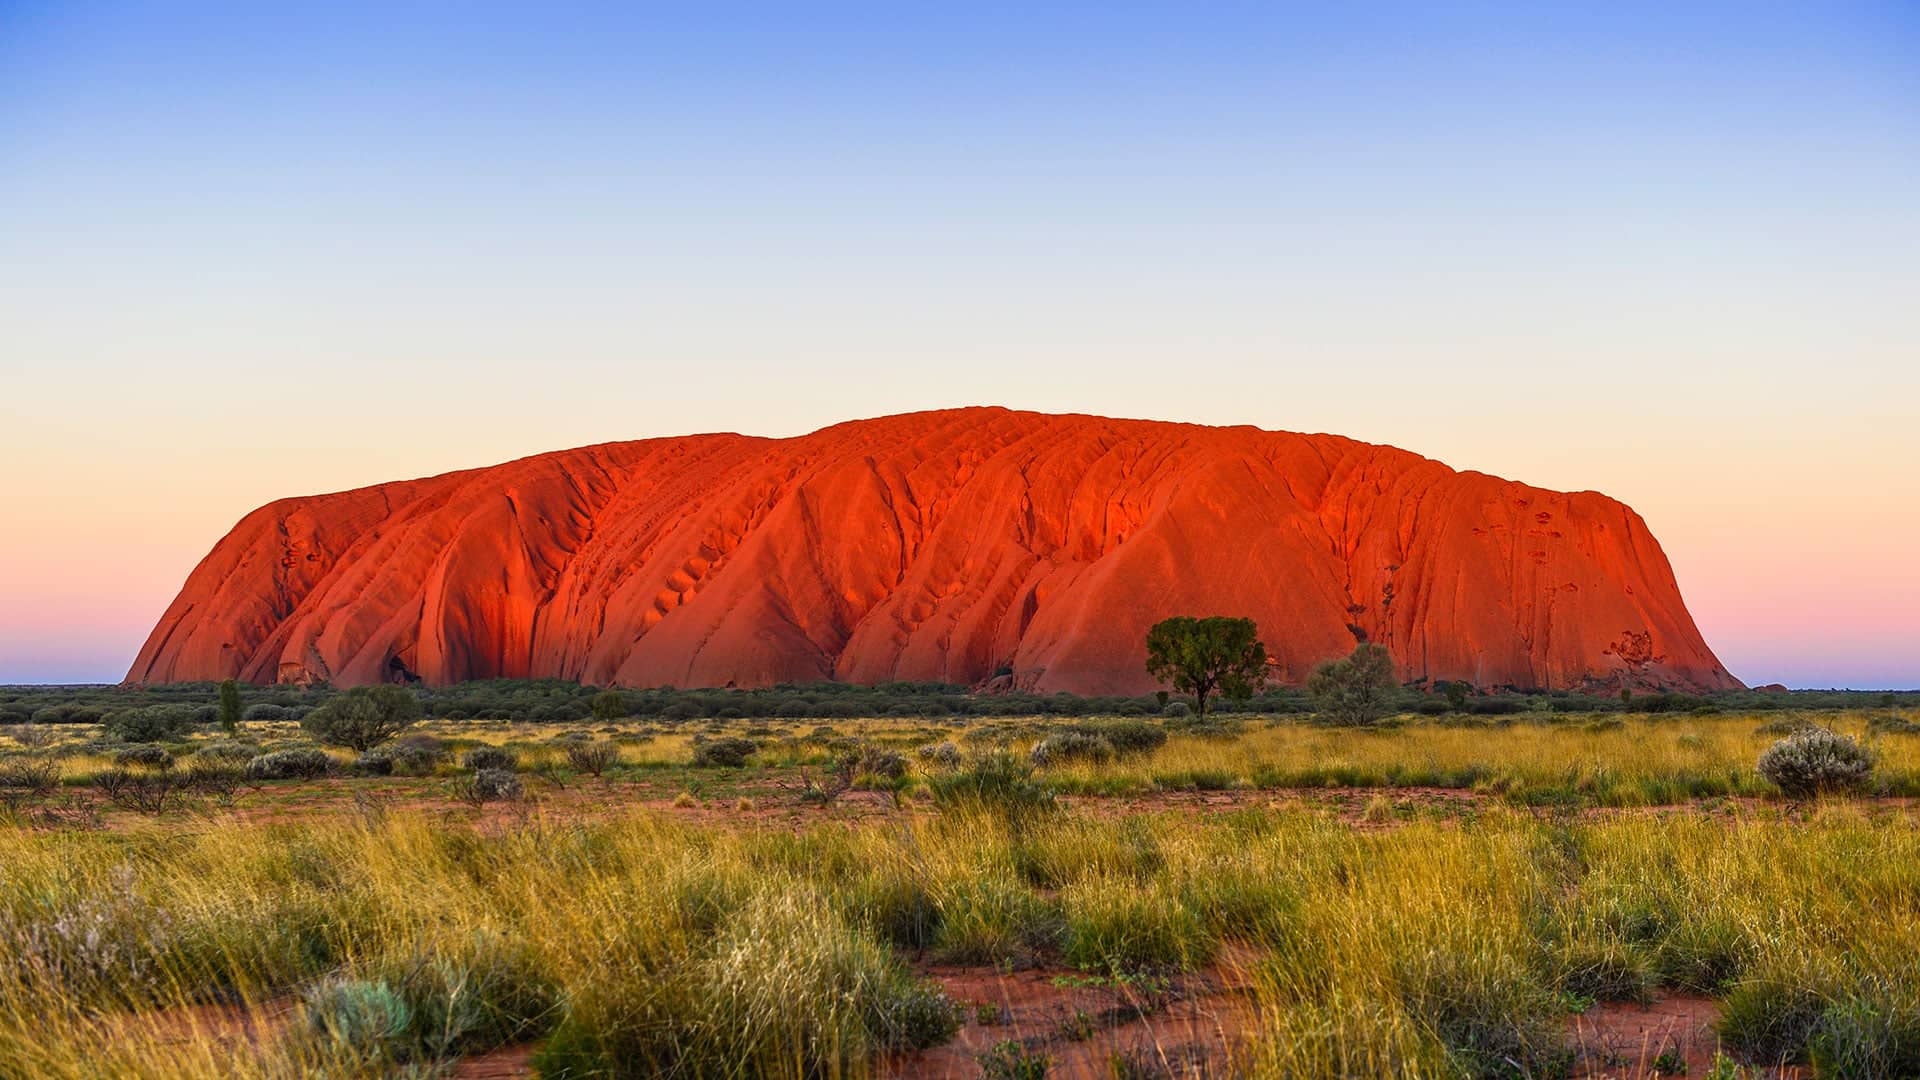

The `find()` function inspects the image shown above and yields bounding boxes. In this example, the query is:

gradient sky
[3,2,1917,687]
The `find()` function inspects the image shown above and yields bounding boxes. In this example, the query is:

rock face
[127,408,1740,693]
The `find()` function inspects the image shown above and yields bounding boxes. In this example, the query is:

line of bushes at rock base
[5,679,1916,729]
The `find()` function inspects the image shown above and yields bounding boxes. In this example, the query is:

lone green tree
[1308,643,1399,726]
[1144,616,1269,716]
[217,678,243,734]
[301,685,422,752]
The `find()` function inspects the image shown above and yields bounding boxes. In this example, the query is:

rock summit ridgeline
[128,408,1739,694]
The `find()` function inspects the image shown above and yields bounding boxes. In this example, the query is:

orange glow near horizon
[4,400,1917,688]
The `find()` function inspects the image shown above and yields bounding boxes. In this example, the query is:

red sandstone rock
[126,409,1740,693]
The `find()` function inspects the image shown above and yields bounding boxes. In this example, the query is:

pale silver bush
[1029,732,1113,768]
[1758,727,1874,798]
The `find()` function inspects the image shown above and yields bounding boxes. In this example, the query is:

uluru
[127,408,1740,694]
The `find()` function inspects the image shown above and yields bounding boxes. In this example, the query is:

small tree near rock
[1308,643,1399,726]
[218,679,243,734]
[1144,616,1269,717]
[301,686,422,752]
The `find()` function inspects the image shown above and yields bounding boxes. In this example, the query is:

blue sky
[2,2,1917,686]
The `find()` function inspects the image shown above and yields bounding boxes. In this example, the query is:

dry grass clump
[565,740,618,777]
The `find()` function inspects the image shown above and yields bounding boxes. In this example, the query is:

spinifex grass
[0,799,1917,1076]
[1037,711,1920,805]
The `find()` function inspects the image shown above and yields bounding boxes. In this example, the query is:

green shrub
[95,767,195,813]
[1308,644,1399,726]
[1754,714,1817,737]
[590,689,629,721]
[1071,719,1167,755]
[104,705,201,743]
[385,735,448,775]
[301,686,422,752]
[866,978,964,1053]
[1030,732,1113,768]
[194,740,257,764]
[1758,727,1874,798]
[241,703,291,723]
[185,758,245,799]
[917,741,962,768]
[928,752,1054,817]
[1461,697,1524,716]
[30,703,106,725]
[462,746,518,772]
[1164,715,1247,739]
[978,1040,1051,1079]
[460,769,524,804]
[245,748,334,781]
[1162,701,1191,718]
[691,737,758,768]
[857,746,908,780]
[113,744,175,771]
[565,741,618,777]
[218,679,243,733]
[303,977,413,1060]
[0,757,60,795]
